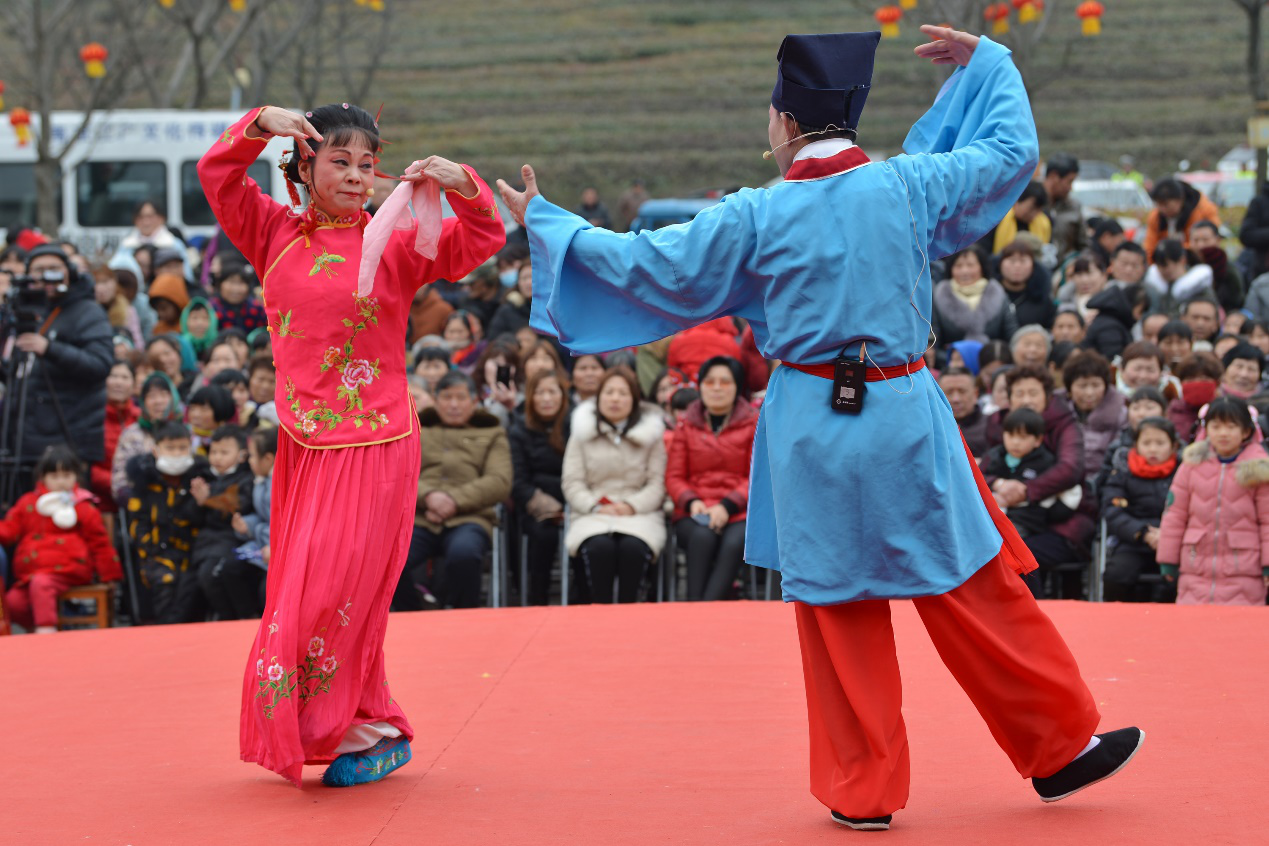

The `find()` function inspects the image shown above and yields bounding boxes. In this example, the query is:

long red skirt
[239,431,420,786]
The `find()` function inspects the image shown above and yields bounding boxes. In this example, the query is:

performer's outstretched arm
[196,108,317,272]
[498,166,760,354]
[891,26,1040,259]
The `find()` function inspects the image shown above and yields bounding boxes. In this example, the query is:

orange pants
[794,550,1101,818]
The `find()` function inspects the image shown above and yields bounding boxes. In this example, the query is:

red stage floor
[3,600,1267,845]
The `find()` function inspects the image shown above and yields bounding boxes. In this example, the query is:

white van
[0,109,292,254]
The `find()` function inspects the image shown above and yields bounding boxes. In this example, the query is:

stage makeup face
[298,139,376,219]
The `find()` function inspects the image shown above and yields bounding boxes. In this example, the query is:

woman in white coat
[562,366,667,603]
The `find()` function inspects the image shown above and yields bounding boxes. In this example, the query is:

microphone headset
[763,121,849,160]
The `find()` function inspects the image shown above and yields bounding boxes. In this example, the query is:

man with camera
[2,245,114,503]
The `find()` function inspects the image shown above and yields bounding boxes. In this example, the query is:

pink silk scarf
[357,162,442,297]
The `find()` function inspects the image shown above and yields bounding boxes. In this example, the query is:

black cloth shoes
[831,811,892,831]
[1032,727,1145,802]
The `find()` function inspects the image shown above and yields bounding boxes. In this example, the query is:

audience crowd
[3,156,1269,632]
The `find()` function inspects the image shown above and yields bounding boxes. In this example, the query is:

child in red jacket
[0,446,121,633]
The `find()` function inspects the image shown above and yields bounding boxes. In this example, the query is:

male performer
[498,26,1142,831]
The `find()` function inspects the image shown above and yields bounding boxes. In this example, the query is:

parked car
[628,198,719,233]
[1070,178,1153,213]
[1077,159,1117,180]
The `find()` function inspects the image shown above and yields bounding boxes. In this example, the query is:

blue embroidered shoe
[321,735,412,787]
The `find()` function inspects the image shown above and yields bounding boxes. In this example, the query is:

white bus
[0,109,293,254]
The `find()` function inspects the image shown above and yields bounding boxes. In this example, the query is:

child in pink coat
[1157,397,1269,605]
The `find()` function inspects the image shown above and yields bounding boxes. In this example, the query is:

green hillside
[1,0,1256,212]
[363,0,1255,208]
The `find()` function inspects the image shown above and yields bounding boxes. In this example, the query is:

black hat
[153,247,184,269]
[24,244,74,277]
[771,32,881,131]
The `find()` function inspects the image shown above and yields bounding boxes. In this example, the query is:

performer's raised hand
[402,156,478,196]
[913,25,979,67]
[496,165,542,228]
[250,107,323,158]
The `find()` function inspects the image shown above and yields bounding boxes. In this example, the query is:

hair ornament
[342,103,350,109]
[305,111,313,118]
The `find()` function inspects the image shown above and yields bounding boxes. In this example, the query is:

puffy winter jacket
[1100,448,1177,546]
[999,261,1058,331]
[508,413,569,508]
[666,318,742,383]
[416,407,513,535]
[562,400,666,557]
[1157,439,1269,605]
[1238,183,1269,278]
[931,279,1018,345]
[4,276,115,463]
[1080,287,1134,361]
[1142,182,1222,260]
[1068,388,1127,482]
[665,398,758,524]
[0,484,121,586]
[90,399,140,512]
[985,395,1091,547]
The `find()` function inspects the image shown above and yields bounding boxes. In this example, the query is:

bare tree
[0,0,394,234]
[241,0,395,110]
[0,0,153,234]
[1230,0,1267,187]
[847,0,1081,93]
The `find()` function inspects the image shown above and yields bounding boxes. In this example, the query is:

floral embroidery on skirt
[239,432,419,785]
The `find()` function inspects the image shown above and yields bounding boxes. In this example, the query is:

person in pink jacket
[1157,397,1269,605]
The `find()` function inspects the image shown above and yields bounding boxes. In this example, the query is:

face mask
[499,269,518,287]
[1181,380,1218,408]
[156,454,195,476]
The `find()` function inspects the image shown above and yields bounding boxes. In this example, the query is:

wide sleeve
[391,167,506,295]
[196,108,291,271]
[1156,464,1191,565]
[526,189,762,354]
[889,37,1039,260]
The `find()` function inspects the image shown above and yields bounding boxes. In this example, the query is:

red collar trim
[783,147,872,183]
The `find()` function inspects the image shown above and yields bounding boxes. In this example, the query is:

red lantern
[984,2,1011,35]
[875,5,903,39]
[0,80,5,111]
[1077,1,1104,36]
[10,107,31,147]
[1012,0,1041,24]
[79,43,109,79]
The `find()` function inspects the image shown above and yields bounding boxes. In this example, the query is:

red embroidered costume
[199,108,505,785]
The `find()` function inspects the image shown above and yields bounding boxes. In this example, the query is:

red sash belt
[784,357,927,382]
[782,355,1034,576]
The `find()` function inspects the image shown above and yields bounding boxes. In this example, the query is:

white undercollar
[793,138,856,162]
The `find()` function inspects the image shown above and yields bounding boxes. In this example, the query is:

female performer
[198,103,504,787]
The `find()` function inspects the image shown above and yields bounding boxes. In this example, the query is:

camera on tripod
[5,271,57,335]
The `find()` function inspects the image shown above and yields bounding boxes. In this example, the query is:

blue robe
[526,39,1038,605]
